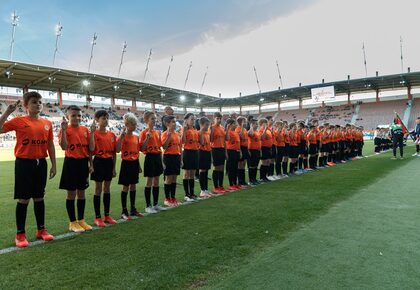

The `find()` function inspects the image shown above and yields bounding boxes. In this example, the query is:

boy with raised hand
[116,112,143,220]
[0,92,56,248]
[198,117,213,198]
[59,105,95,232]
[247,117,261,185]
[161,115,182,206]
[90,110,118,227]
[139,111,166,213]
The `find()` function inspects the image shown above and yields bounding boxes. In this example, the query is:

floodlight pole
[117,41,127,77]
[88,33,98,73]
[53,22,63,66]
[184,61,192,90]
[253,66,262,93]
[9,11,19,61]
[276,60,284,89]
[143,48,152,82]
[400,36,404,73]
[362,42,368,77]
[164,56,173,86]
[200,66,208,93]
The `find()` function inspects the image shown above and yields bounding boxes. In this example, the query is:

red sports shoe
[130,210,144,217]
[212,187,224,194]
[104,216,117,225]
[94,218,106,228]
[219,187,230,193]
[15,233,29,248]
[229,185,239,191]
[36,229,54,241]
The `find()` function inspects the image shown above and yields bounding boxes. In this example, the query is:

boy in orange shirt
[116,112,143,220]
[236,117,249,186]
[91,110,118,227]
[161,115,182,207]
[226,119,242,190]
[247,117,261,185]
[139,111,166,213]
[198,117,213,198]
[258,118,271,182]
[0,92,55,247]
[59,105,95,232]
[182,113,200,202]
[210,112,230,193]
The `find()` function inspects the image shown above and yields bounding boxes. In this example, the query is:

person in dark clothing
[390,118,405,159]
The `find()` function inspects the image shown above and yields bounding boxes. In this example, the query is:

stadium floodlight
[82,80,90,87]
[160,92,165,98]
[9,11,19,61]
[117,41,127,77]
[88,33,98,73]
[53,22,63,66]
[113,85,119,91]
[259,97,265,102]
[195,98,201,104]
[180,95,186,101]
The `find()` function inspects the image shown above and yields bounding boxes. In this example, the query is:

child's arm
[140,131,151,152]
[162,131,172,150]
[0,100,20,134]
[89,120,96,152]
[115,128,126,153]
[48,139,57,179]
[59,117,68,150]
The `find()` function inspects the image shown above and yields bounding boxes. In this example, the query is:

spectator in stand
[161,106,174,131]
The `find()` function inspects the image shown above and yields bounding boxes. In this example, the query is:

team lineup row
[0,92,365,248]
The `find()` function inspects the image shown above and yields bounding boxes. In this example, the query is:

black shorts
[60,157,89,190]
[276,146,285,161]
[299,141,307,155]
[91,157,114,182]
[289,146,299,159]
[144,153,163,177]
[14,158,47,200]
[182,149,199,170]
[118,159,140,185]
[308,144,318,155]
[198,150,211,170]
[249,149,261,167]
[240,146,249,161]
[271,145,277,159]
[284,144,290,157]
[261,146,272,160]
[212,148,226,167]
[163,154,181,176]
[320,144,329,153]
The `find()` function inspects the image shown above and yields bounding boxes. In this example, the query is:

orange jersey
[93,131,116,158]
[226,129,241,150]
[248,131,261,150]
[307,131,318,144]
[320,131,329,145]
[276,129,286,147]
[183,128,199,150]
[161,130,181,155]
[235,127,249,147]
[289,130,299,146]
[139,128,162,154]
[199,131,211,152]
[259,127,273,148]
[210,124,226,148]
[2,116,53,159]
[118,134,140,161]
[59,125,90,159]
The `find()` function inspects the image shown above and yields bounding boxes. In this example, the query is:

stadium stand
[308,104,354,125]
[355,100,407,129]
[409,98,420,129]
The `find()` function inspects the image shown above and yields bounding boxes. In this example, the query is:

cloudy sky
[0,0,419,97]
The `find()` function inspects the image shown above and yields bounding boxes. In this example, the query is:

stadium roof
[0,59,418,108]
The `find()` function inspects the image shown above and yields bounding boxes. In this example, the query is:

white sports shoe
[412,153,418,157]
[154,204,167,211]
[199,190,209,198]
[145,206,158,214]
[184,196,195,202]
[267,176,275,181]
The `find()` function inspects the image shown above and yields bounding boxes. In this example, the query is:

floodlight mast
[200,66,208,93]
[184,61,193,90]
[9,11,19,61]
[253,66,262,94]
[164,56,174,86]
[143,48,153,82]
[117,41,127,77]
[400,36,404,73]
[88,33,98,73]
[362,42,368,77]
[53,22,63,66]
[276,60,284,89]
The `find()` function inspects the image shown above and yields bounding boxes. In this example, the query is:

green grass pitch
[0,141,419,289]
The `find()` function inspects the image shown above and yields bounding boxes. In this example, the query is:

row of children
[0,91,364,248]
